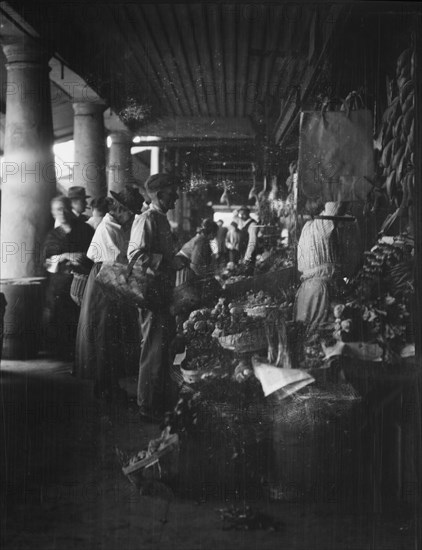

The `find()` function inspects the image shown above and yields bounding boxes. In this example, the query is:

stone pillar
[72,101,107,199]
[150,146,160,175]
[0,39,56,279]
[107,131,133,193]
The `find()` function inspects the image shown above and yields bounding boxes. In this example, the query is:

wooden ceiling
[2,1,418,184]
[8,2,344,141]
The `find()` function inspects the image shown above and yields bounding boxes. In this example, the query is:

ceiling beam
[101,5,168,114]
[188,4,218,116]
[273,4,345,145]
[244,5,266,116]
[207,5,226,116]
[173,4,209,117]
[132,116,256,140]
[157,3,201,117]
[235,5,251,117]
[131,138,254,149]
[138,4,192,116]
[223,5,236,117]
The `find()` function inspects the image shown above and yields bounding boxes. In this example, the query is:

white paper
[173,349,187,366]
[252,357,315,397]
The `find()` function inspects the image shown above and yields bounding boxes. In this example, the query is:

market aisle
[0,358,418,550]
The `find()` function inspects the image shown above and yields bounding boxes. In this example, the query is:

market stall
[117,25,419,511]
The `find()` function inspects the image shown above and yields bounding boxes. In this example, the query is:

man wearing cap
[127,173,188,420]
[68,186,90,222]
[237,206,258,268]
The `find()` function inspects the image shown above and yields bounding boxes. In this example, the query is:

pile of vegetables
[244,290,275,307]
[255,246,295,274]
[349,236,414,300]
[321,235,415,361]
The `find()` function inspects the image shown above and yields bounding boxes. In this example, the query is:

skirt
[74,263,140,389]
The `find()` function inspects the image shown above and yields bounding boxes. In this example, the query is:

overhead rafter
[273,4,346,145]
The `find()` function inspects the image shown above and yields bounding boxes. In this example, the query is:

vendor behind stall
[176,218,218,285]
[237,206,258,268]
[294,201,348,332]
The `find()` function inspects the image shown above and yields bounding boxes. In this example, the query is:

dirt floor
[0,357,420,550]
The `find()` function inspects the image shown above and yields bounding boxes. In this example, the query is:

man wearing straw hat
[128,173,189,422]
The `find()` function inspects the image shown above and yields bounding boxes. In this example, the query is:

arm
[127,214,161,270]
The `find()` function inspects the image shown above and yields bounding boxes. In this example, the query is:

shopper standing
[128,173,188,421]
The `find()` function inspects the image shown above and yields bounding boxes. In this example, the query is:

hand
[67,252,85,265]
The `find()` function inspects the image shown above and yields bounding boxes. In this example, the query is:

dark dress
[74,263,140,395]
[43,219,94,359]
[73,216,140,396]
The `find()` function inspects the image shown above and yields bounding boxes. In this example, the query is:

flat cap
[145,173,180,194]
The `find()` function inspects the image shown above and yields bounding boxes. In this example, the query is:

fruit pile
[244,290,275,307]
[215,303,261,336]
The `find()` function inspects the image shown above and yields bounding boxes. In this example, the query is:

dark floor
[0,357,420,550]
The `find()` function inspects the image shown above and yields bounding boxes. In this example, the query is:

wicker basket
[70,273,89,306]
[218,325,267,353]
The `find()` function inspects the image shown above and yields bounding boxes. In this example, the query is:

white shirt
[87,213,130,264]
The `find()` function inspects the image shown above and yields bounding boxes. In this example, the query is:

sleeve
[296,223,310,274]
[127,214,162,270]
[87,225,125,264]
[244,222,258,261]
[43,231,62,259]
[43,230,68,273]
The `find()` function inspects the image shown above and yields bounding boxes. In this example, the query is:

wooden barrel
[0,278,46,360]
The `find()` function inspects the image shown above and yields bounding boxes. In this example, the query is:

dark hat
[201,218,218,235]
[68,186,90,200]
[238,206,250,214]
[110,185,144,214]
[145,173,180,194]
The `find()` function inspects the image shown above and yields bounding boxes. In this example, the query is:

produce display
[244,290,275,307]
[319,235,414,362]
[375,46,415,232]
[255,246,295,274]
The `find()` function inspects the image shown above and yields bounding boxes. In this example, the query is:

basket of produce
[180,354,216,384]
[118,428,180,486]
[210,300,268,353]
[242,290,279,318]
[218,325,267,353]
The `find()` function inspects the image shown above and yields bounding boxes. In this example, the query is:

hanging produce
[376,43,415,232]
[248,163,259,204]
[219,179,231,207]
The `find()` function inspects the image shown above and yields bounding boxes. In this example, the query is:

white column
[72,101,107,199]
[0,39,56,278]
[107,131,133,193]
